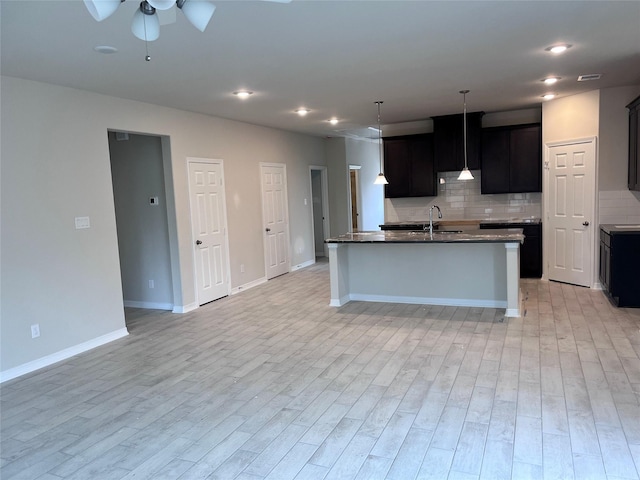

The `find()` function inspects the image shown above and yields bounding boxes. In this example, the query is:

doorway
[349,165,362,232]
[310,166,330,258]
[260,163,291,279]
[545,137,597,287]
[109,132,174,310]
[187,158,231,305]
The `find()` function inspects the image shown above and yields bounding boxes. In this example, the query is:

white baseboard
[173,302,199,313]
[291,259,315,271]
[345,293,507,309]
[231,277,267,295]
[124,300,173,310]
[0,328,129,384]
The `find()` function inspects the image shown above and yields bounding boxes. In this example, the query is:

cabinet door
[410,134,437,197]
[481,128,510,194]
[384,138,411,198]
[433,112,483,172]
[510,125,541,193]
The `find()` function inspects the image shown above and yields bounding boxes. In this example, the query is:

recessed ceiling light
[94,45,118,54]
[329,118,339,125]
[295,108,310,116]
[542,94,556,100]
[545,44,572,54]
[233,90,253,99]
[542,76,561,85]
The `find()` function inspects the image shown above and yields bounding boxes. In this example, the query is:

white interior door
[188,160,230,305]
[261,163,290,279]
[546,139,596,287]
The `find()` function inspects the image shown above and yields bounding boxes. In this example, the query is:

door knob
[583,221,590,226]
[196,240,202,245]
[265,228,271,232]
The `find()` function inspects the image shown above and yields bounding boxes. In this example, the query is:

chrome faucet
[428,205,443,235]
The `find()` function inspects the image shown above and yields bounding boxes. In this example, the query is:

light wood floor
[2,260,639,480]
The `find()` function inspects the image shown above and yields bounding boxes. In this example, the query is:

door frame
[260,162,292,279]
[309,165,330,257]
[186,157,232,306]
[348,164,362,232]
[543,136,598,287]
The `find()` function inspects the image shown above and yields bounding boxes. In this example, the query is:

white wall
[1,76,326,377]
[598,85,640,225]
[344,137,385,231]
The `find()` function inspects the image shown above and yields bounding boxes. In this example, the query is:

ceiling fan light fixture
[177,0,216,32]
[131,2,160,41]
[146,0,175,10]
[83,0,122,21]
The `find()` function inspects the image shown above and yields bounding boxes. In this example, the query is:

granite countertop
[600,224,640,234]
[381,217,541,228]
[326,228,525,244]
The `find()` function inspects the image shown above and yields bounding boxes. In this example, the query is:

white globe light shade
[131,9,160,41]
[84,0,121,21]
[180,0,216,32]
[147,0,175,10]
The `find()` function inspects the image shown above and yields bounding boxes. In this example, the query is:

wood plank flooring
[2,259,639,479]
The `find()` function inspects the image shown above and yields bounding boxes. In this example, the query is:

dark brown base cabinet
[383,134,437,198]
[599,226,640,307]
[480,223,542,278]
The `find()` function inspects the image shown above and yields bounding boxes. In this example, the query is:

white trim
[0,328,129,383]
[347,293,507,309]
[186,157,232,306]
[172,302,198,313]
[291,259,315,271]
[231,276,268,295]
[123,300,173,310]
[309,165,330,257]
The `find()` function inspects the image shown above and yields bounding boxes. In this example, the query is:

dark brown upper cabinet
[383,134,437,198]
[481,123,542,194]
[432,112,484,172]
[627,94,640,191]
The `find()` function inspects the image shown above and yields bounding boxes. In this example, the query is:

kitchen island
[326,229,524,317]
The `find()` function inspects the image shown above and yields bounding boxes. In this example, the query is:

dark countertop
[600,224,640,234]
[381,217,541,230]
[326,228,525,244]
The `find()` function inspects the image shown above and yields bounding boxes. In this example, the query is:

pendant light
[457,89,474,181]
[373,101,389,185]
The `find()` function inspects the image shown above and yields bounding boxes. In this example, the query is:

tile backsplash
[385,170,542,222]
[598,190,640,225]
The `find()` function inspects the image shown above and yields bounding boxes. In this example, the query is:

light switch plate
[75,216,90,229]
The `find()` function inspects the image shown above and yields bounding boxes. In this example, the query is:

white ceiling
[2,0,639,138]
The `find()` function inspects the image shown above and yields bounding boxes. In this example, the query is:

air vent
[577,74,602,82]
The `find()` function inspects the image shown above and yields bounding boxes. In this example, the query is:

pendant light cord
[461,90,468,170]
[376,101,384,173]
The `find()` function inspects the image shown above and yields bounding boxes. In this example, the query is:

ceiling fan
[84,0,292,41]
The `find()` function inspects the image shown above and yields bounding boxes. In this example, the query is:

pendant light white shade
[457,90,474,181]
[131,8,160,41]
[146,0,175,10]
[457,167,474,181]
[178,0,216,32]
[373,101,389,186]
[375,173,389,185]
[83,0,121,21]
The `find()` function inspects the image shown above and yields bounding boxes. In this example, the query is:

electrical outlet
[31,324,40,338]
[149,280,154,289]
[75,216,90,229]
